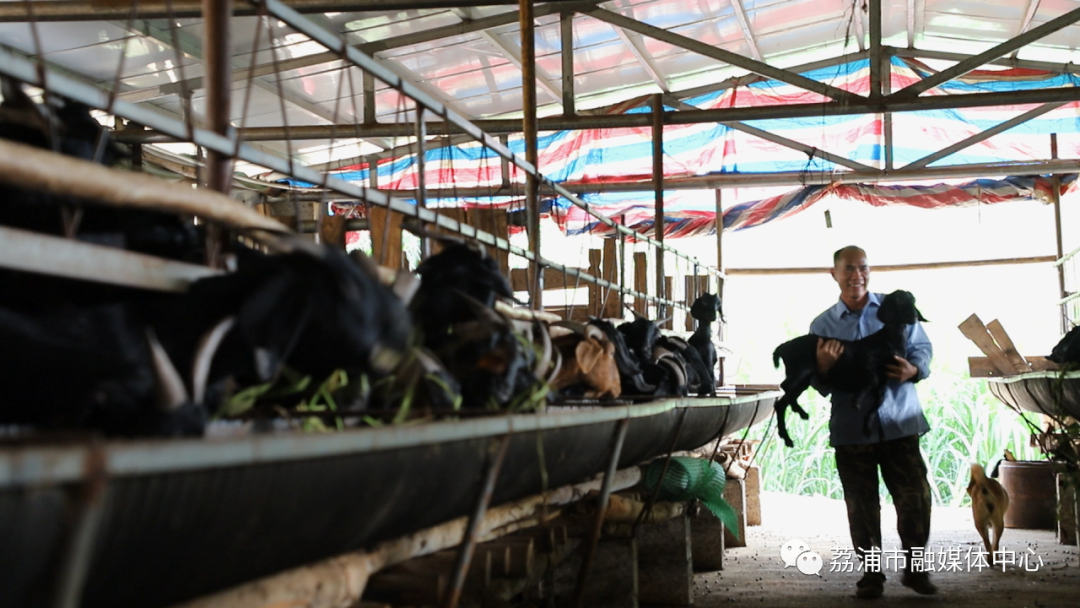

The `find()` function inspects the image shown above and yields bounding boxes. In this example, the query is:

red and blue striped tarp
[313,57,1080,237]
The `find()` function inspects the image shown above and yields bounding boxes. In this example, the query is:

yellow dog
[967,463,1009,555]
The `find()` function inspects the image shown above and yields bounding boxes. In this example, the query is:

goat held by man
[772,289,928,447]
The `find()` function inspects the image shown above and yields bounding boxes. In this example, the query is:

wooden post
[589,249,602,317]
[714,189,723,275]
[663,276,673,329]
[634,252,648,316]
[368,205,404,269]
[319,213,348,251]
[436,208,510,278]
[602,239,621,318]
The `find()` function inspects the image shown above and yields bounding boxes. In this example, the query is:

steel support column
[521,0,542,307]
[653,94,665,317]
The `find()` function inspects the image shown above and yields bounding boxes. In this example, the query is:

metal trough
[0,389,778,608]
[986,370,1080,420]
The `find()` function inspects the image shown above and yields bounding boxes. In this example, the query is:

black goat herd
[0,79,953,449]
[0,80,733,440]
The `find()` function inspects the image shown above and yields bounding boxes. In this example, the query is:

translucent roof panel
[3,0,1080,170]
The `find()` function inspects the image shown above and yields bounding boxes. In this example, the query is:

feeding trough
[0,389,778,608]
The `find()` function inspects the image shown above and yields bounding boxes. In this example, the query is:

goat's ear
[916,308,928,323]
[576,339,604,374]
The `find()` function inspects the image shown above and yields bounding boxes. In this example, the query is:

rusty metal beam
[894,6,1080,97]
[0,0,591,22]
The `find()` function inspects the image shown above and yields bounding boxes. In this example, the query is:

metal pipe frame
[113,83,1080,144]
[573,418,630,608]
[202,0,233,194]
[653,94,666,311]
[0,4,719,303]
[894,6,1080,98]
[273,157,1080,196]
[584,8,860,103]
[0,0,592,21]
[630,407,688,538]
[0,392,780,489]
[251,0,716,280]
[118,1,605,104]
[521,0,543,307]
[444,434,511,608]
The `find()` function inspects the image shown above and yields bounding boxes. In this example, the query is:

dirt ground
[692,492,1080,607]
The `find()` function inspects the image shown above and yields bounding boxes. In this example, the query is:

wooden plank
[509,267,588,291]
[602,239,622,318]
[663,276,674,329]
[588,249,602,317]
[968,356,1058,378]
[367,205,403,269]
[634,251,649,316]
[958,313,1019,376]
[318,214,348,251]
[986,319,1031,373]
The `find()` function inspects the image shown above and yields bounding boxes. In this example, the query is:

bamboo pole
[0,139,287,233]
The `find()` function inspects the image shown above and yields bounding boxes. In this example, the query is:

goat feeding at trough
[550,322,621,399]
[771,289,928,447]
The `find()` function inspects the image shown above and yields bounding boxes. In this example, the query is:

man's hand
[885,355,918,383]
[816,337,844,378]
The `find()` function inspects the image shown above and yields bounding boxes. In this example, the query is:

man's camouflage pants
[834,434,932,572]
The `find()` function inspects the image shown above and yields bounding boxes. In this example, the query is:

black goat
[688,293,722,396]
[617,315,691,397]
[1048,326,1080,366]
[586,318,656,394]
[771,290,927,448]
[410,243,514,349]
[176,242,412,402]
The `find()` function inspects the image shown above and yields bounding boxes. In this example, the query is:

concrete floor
[692,492,1080,607]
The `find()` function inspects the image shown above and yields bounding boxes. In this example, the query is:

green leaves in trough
[644,457,740,540]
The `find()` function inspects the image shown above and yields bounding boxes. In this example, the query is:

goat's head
[618,316,661,362]
[551,324,621,399]
[690,293,723,323]
[877,290,927,325]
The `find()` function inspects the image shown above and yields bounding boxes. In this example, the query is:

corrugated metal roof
[0,1,1078,170]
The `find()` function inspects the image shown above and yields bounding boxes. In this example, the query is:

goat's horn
[147,328,189,410]
[533,321,554,380]
[192,316,236,404]
[455,290,509,326]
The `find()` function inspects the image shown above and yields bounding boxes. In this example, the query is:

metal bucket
[999,460,1057,529]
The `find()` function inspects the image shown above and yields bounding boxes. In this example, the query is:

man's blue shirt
[809,292,932,446]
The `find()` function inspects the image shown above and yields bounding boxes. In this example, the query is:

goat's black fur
[688,293,722,395]
[615,316,693,397]
[410,244,513,348]
[1049,326,1080,366]
[771,290,927,448]
[618,316,662,366]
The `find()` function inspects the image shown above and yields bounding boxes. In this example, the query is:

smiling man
[810,246,936,599]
